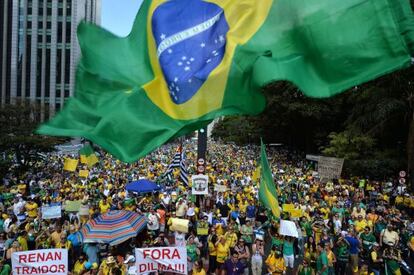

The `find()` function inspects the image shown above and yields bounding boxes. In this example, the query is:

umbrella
[80,210,147,246]
[126,179,162,194]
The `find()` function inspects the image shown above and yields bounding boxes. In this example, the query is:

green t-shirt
[360,233,376,250]
[299,267,313,275]
[0,264,11,275]
[316,251,329,275]
[271,237,284,248]
[283,241,294,256]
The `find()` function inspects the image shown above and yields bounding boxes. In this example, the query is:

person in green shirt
[316,243,329,275]
[383,246,401,275]
[0,259,11,275]
[359,227,377,256]
[300,217,313,239]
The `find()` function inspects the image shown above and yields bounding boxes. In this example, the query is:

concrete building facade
[0,0,101,120]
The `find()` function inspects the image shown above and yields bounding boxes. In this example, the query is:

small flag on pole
[164,145,189,185]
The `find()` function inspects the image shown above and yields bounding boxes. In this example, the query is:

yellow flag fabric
[79,170,89,178]
[64,158,78,172]
[252,166,261,183]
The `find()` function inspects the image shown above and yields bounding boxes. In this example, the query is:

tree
[0,101,65,178]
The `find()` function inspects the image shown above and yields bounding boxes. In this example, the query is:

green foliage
[321,131,376,160]
[212,64,414,179]
[0,102,65,178]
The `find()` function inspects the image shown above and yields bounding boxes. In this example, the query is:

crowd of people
[0,140,413,275]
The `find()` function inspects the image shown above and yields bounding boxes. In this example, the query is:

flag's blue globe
[152,0,229,104]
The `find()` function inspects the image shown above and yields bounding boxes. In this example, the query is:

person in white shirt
[124,254,137,275]
[147,209,160,234]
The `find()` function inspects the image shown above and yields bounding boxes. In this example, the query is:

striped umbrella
[80,210,147,246]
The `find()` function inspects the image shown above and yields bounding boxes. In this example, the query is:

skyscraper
[0,0,101,120]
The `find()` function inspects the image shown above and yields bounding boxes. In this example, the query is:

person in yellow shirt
[354,215,368,233]
[224,227,238,248]
[99,198,111,214]
[73,254,87,275]
[266,247,286,275]
[208,235,218,274]
[192,260,207,275]
[395,195,404,206]
[25,199,38,219]
[216,236,230,272]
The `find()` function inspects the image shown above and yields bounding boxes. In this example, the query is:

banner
[169,218,189,233]
[214,184,227,193]
[191,175,208,195]
[12,249,68,275]
[279,220,299,238]
[318,156,344,179]
[135,247,187,274]
[64,200,81,212]
[41,205,61,220]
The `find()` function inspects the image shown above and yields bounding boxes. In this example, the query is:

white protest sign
[41,205,62,220]
[135,247,187,274]
[12,249,68,275]
[192,175,209,195]
[317,156,344,179]
[214,184,227,193]
[279,220,299,238]
[306,154,320,161]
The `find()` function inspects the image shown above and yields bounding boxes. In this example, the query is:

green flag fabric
[37,0,414,162]
[259,140,281,219]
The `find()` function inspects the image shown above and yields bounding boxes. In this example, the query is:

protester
[0,140,413,275]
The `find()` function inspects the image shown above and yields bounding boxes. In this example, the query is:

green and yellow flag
[259,140,280,219]
[79,144,99,167]
[37,0,414,162]
[63,158,79,172]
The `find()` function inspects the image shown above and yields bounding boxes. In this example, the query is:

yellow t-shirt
[395,196,404,205]
[73,261,85,275]
[208,241,217,256]
[17,236,28,251]
[266,253,286,274]
[193,268,207,275]
[354,220,368,232]
[25,202,39,218]
[216,243,230,263]
[225,232,238,248]
[99,201,111,214]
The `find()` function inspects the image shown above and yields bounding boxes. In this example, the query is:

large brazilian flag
[38,0,414,162]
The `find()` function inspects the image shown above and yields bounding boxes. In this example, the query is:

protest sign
[214,184,227,193]
[306,154,320,161]
[64,200,81,212]
[191,175,208,195]
[279,220,299,238]
[290,209,303,218]
[12,249,68,275]
[135,247,187,274]
[317,156,344,179]
[41,205,61,220]
[79,170,89,178]
[169,218,189,233]
[282,204,295,212]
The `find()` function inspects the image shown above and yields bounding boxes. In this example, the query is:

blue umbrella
[125,179,162,194]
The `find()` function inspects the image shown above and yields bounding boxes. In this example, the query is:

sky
[101,0,143,36]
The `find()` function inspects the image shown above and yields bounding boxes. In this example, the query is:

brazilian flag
[37,0,414,162]
[259,140,280,219]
